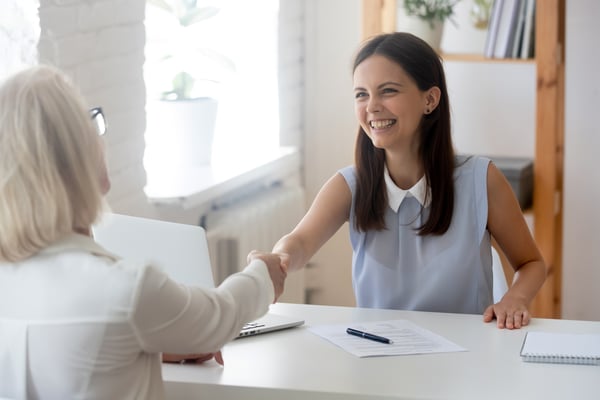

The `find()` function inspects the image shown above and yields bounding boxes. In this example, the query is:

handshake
[247,250,290,303]
[163,250,291,366]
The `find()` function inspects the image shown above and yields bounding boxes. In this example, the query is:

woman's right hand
[247,250,287,302]
[162,351,224,365]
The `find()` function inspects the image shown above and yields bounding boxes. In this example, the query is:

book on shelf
[519,0,536,59]
[510,0,528,58]
[520,331,600,366]
[493,0,522,58]
[484,0,536,59]
[484,0,504,58]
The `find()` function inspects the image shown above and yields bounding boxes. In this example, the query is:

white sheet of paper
[309,319,467,358]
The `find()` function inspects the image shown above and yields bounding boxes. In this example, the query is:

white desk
[163,303,600,400]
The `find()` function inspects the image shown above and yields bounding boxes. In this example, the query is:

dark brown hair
[353,32,455,235]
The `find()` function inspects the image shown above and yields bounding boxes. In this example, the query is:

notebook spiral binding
[522,354,600,366]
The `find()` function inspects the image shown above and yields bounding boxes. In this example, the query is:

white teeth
[370,119,395,129]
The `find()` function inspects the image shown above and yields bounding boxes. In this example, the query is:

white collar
[39,232,120,262]
[384,167,431,211]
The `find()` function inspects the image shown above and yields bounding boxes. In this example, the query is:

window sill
[144,146,301,213]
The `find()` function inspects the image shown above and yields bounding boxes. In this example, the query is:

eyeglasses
[89,107,107,136]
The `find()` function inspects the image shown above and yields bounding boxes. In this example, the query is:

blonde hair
[0,65,106,262]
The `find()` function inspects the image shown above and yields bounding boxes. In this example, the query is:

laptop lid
[92,213,215,288]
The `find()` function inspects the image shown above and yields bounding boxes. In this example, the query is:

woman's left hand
[483,294,531,329]
[162,351,224,365]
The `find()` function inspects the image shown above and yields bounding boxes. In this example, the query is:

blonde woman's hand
[162,351,224,365]
[247,250,287,302]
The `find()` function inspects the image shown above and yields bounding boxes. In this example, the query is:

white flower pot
[398,17,444,53]
[145,97,218,168]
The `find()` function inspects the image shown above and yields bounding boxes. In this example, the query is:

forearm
[133,261,273,354]
[272,233,312,273]
[271,172,350,273]
[506,260,547,305]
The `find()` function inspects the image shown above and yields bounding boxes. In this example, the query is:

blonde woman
[0,66,286,399]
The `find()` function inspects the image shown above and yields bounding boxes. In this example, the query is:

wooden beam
[361,0,384,40]
[361,0,397,40]
[531,0,565,318]
[381,0,397,33]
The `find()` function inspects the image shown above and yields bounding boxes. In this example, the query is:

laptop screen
[92,213,215,288]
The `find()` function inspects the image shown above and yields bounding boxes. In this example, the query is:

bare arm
[483,162,547,329]
[273,173,351,272]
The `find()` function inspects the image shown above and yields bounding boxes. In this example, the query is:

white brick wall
[37,0,156,217]
[0,0,39,77]
[278,1,305,150]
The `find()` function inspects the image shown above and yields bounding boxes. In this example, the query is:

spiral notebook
[520,331,600,365]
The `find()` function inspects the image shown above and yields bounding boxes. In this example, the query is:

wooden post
[361,0,397,40]
[531,0,565,318]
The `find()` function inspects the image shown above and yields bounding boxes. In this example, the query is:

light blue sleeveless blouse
[339,156,493,314]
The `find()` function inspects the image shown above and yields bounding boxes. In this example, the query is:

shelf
[441,53,535,64]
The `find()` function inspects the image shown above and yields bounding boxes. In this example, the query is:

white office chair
[492,247,509,303]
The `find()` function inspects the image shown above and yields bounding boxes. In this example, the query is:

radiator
[203,184,307,303]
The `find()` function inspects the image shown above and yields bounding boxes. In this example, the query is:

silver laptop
[92,213,303,338]
[92,213,215,288]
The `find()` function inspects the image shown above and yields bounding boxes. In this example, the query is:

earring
[425,108,430,114]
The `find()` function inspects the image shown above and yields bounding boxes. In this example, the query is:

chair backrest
[0,320,28,399]
[492,247,509,303]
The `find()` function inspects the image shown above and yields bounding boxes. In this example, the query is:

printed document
[309,319,467,358]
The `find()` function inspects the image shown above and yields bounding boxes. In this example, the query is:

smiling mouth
[369,119,396,129]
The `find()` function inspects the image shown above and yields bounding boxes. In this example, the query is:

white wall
[442,1,536,158]
[302,0,360,306]
[446,61,535,158]
[562,0,600,321]
[278,1,305,149]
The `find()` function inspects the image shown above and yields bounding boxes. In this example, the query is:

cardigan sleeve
[129,259,274,353]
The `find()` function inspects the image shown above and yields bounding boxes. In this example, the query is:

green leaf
[169,71,195,100]
[403,0,459,23]
[180,7,219,27]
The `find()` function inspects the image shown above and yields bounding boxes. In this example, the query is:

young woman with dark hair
[268,32,546,330]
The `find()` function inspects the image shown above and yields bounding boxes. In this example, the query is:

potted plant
[144,0,235,167]
[397,0,460,52]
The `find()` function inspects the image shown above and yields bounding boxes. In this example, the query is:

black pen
[346,327,393,344]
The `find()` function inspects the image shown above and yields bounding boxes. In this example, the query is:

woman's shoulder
[337,165,355,176]
[37,234,152,289]
[455,154,491,174]
[337,165,356,190]
[5,242,149,317]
